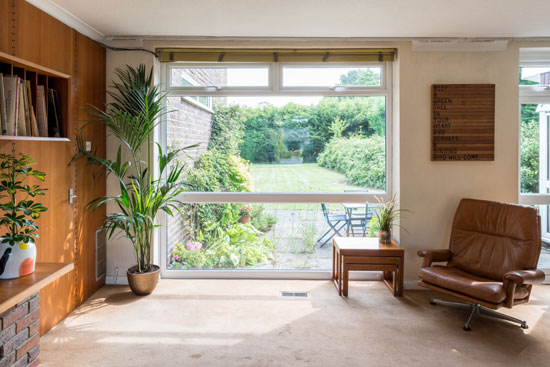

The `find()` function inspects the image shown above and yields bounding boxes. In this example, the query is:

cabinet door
[0,140,76,334]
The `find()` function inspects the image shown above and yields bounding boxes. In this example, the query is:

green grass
[250,163,366,192]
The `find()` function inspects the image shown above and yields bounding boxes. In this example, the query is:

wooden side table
[332,237,404,297]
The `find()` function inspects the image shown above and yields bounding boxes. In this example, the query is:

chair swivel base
[429,298,528,331]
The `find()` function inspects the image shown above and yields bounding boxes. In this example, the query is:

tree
[339,69,380,86]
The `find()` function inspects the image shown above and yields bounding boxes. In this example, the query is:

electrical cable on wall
[95,41,158,58]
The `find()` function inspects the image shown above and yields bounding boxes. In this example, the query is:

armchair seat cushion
[419,265,529,304]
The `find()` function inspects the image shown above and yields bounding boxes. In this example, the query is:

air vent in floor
[279,291,310,298]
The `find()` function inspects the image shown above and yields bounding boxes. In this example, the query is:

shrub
[250,205,277,232]
[170,222,273,269]
[520,117,539,193]
[209,104,245,155]
[186,149,253,193]
[317,134,385,190]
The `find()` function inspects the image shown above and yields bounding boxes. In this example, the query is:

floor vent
[96,229,107,281]
[279,291,310,298]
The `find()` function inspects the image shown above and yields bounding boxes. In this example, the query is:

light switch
[85,141,92,151]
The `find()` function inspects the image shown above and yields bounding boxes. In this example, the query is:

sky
[224,66,380,107]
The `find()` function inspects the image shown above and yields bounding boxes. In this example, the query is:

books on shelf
[0,74,62,138]
[36,85,48,137]
[0,74,7,135]
[47,88,61,137]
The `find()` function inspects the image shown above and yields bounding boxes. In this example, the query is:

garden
[167,70,388,270]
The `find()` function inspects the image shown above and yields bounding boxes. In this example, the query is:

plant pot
[239,215,250,224]
[127,265,160,295]
[379,230,392,244]
[0,241,36,279]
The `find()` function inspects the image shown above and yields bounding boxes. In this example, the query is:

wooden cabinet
[0,0,106,334]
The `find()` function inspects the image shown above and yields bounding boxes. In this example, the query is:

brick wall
[0,294,40,367]
[165,67,227,260]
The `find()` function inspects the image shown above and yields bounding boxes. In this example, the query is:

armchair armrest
[503,269,546,286]
[417,249,452,268]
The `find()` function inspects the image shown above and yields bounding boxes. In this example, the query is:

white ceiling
[30,0,550,41]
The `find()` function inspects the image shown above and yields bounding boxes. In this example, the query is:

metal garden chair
[317,203,349,248]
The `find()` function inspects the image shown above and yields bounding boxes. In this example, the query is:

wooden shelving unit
[0,51,70,141]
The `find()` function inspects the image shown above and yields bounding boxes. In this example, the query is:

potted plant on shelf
[72,64,194,295]
[238,205,252,224]
[374,196,407,244]
[0,152,47,279]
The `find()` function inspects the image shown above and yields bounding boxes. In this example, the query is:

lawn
[250,163,366,192]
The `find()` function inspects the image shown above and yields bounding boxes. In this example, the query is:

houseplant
[0,152,47,279]
[72,64,194,295]
[374,196,406,244]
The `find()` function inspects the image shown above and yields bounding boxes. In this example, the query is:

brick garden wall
[0,294,40,367]
[166,67,227,258]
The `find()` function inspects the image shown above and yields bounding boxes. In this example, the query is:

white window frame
[519,60,550,206]
[279,63,385,90]
[159,61,394,279]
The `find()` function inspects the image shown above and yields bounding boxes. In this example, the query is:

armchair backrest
[448,198,542,280]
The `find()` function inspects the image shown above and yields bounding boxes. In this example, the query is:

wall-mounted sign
[431,84,495,161]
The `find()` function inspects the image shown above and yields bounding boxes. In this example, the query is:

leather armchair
[417,198,546,330]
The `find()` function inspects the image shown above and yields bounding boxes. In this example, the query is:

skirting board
[106,274,428,290]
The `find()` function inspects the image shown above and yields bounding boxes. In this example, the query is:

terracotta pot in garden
[239,215,251,224]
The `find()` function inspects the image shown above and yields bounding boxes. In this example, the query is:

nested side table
[332,237,404,297]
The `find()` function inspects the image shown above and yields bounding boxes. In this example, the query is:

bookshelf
[0,51,70,141]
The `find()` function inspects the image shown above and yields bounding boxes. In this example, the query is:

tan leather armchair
[417,198,545,331]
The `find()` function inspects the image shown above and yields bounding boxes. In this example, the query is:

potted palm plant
[72,64,194,295]
[0,152,47,279]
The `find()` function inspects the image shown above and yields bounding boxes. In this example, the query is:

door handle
[69,188,77,204]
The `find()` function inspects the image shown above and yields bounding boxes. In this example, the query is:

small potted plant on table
[374,196,406,244]
[0,153,47,279]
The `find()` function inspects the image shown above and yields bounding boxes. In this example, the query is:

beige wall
[104,40,540,285]
[105,50,155,284]
[397,42,521,286]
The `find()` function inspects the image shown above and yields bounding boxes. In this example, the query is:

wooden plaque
[431,84,495,161]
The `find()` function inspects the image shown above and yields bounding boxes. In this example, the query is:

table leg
[398,254,404,297]
[343,261,349,297]
[332,242,335,281]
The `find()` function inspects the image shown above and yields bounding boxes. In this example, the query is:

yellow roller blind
[157,48,396,63]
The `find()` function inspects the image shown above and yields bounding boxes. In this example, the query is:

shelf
[0,262,74,315]
[0,136,70,142]
[0,51,70,79]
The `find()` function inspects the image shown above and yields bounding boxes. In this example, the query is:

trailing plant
[72,64,195,273]
[0,153,47,246]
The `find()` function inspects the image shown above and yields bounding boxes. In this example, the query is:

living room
[0,1,548,366]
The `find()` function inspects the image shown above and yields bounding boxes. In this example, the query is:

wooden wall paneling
[39,10,73,75]
[14,0,41,63]
[73,33,106,304]
[0,140,76,334]
[0,0,13,54]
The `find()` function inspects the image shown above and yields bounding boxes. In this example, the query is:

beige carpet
[40,280,550,367]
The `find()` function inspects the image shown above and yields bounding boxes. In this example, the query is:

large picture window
[159,53,393,276]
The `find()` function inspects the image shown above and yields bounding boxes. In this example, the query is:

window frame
[159,60,394,278]
[278,62,385,90]
[519,61,550,206]
[162,61,393,204]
